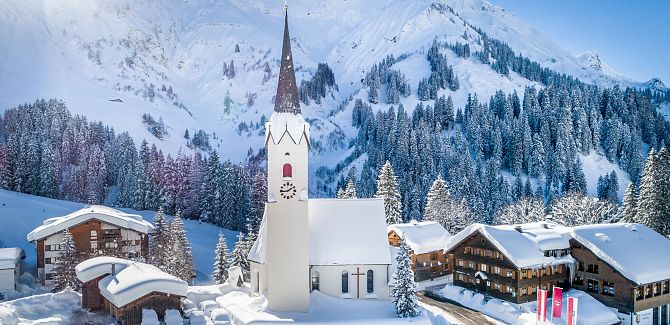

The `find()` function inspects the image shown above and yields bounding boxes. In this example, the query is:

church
[247,7,392,313]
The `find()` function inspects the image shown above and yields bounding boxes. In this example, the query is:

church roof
[274,7,300,115]
[248,199,392,266]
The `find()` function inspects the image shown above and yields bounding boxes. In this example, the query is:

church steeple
[274,5,301,115]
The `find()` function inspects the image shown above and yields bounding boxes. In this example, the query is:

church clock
[280,181,297,199]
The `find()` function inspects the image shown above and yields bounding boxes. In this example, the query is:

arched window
[254,272,260,293]
[311,271,319,291]
[367,270,374,293]
[283,163,292,178]
[341,271,349,293]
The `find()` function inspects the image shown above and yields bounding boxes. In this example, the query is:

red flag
[552,287,563,318]
[567,297,578,325]
[537,289,547,322]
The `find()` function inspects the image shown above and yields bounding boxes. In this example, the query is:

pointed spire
[274,4,301,115]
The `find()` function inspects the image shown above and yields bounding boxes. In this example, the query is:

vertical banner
[567,297,578,325]
[552,287,563,318]
[537,289,548,322]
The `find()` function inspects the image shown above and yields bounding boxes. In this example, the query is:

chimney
[111,263,116,276]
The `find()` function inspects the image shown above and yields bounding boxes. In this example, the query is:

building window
[506,270,513,277]
[494,283,501,291]
[341,271,348,293]
[586,264,599,274]
[645,285,652,298]
[586,279,599,293]
[522,287,527,295]
[654,283,661,296]
[636,288,643,301]
[254,272,259,293]
[45,274,53,280]
[507,286,515,294]
[91,240,98,252]
[480,264,487,272]
[283,163,292,178]
[311,271,320,291]
[663,281,669,294]
[431,252,438,260]
[494,267,501,274]
[367,270,374,293]
[474,248,481,255]
[465,247,472,254]
[457,259,464,267]
[574,274,584,286]
[495,251,503,260]
[602,282,615,296]
[486,250,492,258]
[90,230,97,238]
[578,262,584,271]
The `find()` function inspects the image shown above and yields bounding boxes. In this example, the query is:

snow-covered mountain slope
[0,0,658,163]
[0,189,238,284]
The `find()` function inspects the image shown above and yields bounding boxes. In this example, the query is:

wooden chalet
[75,257,187,325]
[388,221,451,281]
[570,223,670,324]
[26,206,154,286]
[444,222,573,304]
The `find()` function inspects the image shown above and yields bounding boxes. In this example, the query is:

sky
[492,0,670,84]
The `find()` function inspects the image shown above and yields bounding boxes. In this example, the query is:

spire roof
[274,6,301,115]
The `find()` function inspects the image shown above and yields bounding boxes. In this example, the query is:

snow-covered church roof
[75,257,187,308]
[0,248,25,269]
[443,222,573,269]
[388,220,451,255]
[571,223,670,285]
[249,198,392,266]
[27,205,154,242]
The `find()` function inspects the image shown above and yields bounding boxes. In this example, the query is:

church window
[341,271,349,293]
[311,271,319,291]
[367,270,374,293]
[254,272,259,293]
[283,163,292,178]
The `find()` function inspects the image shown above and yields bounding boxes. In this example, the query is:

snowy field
[435,284,620,325]
[0,189,239,284]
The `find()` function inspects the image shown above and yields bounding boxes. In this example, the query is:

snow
[141,309,159,325]
[436,285,619,325]
[0,248,25,270]
[579,152,630,200]
[164,309,183,325]
[26,205,154,242]
[266,112,310,145]
[388,220,451,255]
[75,257,187,308]
[571,223,670,285]
[0,289,114,325]
[219,290,433,324]
[250,198,392,266]
[443,222,574,269]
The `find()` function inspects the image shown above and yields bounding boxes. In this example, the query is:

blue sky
[492,0,670,84]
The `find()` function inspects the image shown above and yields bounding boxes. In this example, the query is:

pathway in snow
[418,292,501,325]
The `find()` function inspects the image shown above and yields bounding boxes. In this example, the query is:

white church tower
[263,5,311,312]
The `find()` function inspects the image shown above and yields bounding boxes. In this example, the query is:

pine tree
[375,161,402,224]
[493,198,545,225]
[340,178,358,199]
[231,232,250,282]
[169,212,196,282]
[391,236,420,318]
[52,229,82,291]
[620,182,638,223]
[149,207,169,269]
[212,232,230,284]
[248,171,267,234]
[637,149,670,235]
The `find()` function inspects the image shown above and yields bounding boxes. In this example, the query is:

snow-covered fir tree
[620,182,638,223]
[376,161,402,224]
[248,170,267,234]
[169,212,196,282]
[231,232,250,282]
[637,148,670,236]
[212,232,230,284]
[492,198,545,225]
[149,207,170,269]
[423,175,478,233]
[391,236,420,318]
[52,229,81,291]
[549,194,618,226]
[337,178,358,199]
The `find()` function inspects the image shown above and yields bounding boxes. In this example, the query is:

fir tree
[339,178,358,199]
[620,182,638,223]
[492,198,545,225]
[231,232,250,282]
[212,232,230,284]
[637,148,670,235]
[375,161,402,224]
[391,236,420,318]
[149,207,169,269]
[169,212,196,282]
[52,229,82,291]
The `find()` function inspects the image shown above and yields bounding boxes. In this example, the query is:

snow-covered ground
[435,284,619,325]
[0,189,239,284]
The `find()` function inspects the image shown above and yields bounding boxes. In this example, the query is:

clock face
[280,181,297,199]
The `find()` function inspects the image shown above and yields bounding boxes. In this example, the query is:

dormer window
[283,163,293,179]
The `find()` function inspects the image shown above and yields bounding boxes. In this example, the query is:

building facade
[27,206,153,286]
[570,224,670,325]
[388,221,451,282]
[0,248,25,294]
[444,222,573,304]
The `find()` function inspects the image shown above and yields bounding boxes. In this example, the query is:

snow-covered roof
[75,257,187,308]
[0,248,25,269]
[388,220,451,255]
[571,223,670,285]
[249,198,392,266]
[443,222,573,269]
[27,205,154,242]
[265,112,310,145]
